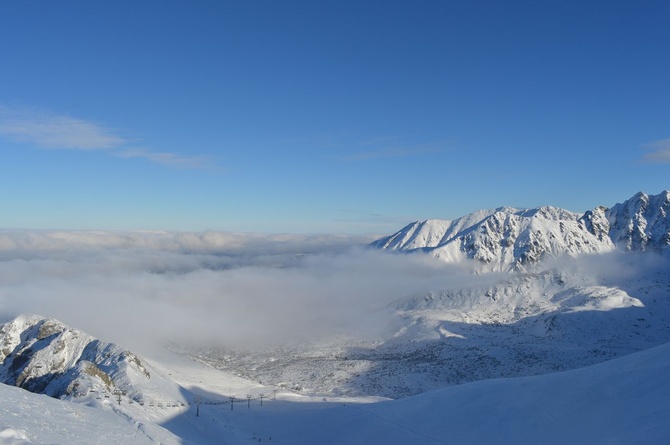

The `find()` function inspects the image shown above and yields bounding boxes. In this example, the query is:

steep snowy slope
[0,315,153,400]
[0,382,179,445]
[0,315,280,444]
[0,314,222,409]
[372,190,670,269]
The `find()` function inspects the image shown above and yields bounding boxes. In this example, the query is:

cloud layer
[0,230,482,354]
[1,229,666,358]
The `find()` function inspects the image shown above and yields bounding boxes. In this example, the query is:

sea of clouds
[0,230,488,354]
[2,229,666,356]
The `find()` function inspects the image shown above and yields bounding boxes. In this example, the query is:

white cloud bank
[0,229,666,359]
[0,230,488,354]
[115,149,211,170]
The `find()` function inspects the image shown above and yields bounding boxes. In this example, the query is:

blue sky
[0,0,668,234]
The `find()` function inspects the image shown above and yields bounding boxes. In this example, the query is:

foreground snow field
[0,383,177,445]
[1,340,669,444]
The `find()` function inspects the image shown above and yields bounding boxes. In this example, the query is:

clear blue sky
[0,0,668,234]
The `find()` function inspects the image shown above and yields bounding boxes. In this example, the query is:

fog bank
[0,230,488,354]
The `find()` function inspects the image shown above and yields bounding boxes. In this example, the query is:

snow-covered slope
[340,339,670,445]
[372,190,670,269]
[0,315,153,400]
[0,315,280,444]
[0,382,180,445]
[226,340,670,444]
[4,338,667,445]
[0,314,244,410]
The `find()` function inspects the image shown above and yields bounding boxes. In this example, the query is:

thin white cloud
[641,138,670,164]
[339,141,449,162]
[0,229,372,256]
[116,150,212,170]
[0,107,127,150]
[360,135,401,146]
[0,106,214,170]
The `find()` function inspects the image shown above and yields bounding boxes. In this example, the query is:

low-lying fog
[0,230,491,354]
[2,230,666,357]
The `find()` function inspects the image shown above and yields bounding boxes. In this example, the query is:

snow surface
[0,382,176,445]
[1,340,669,444]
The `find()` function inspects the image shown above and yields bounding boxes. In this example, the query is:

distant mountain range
[371,190,670,269]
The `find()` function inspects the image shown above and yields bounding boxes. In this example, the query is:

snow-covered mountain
[371,190,670,269]
[0,315,154,401]
[606,191,670,251]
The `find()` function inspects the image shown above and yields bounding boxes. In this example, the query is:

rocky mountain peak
[373,191,670,268]
[606,191,670,252]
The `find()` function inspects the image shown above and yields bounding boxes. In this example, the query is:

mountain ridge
[0,314,152,400]
[372,190,670,269]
